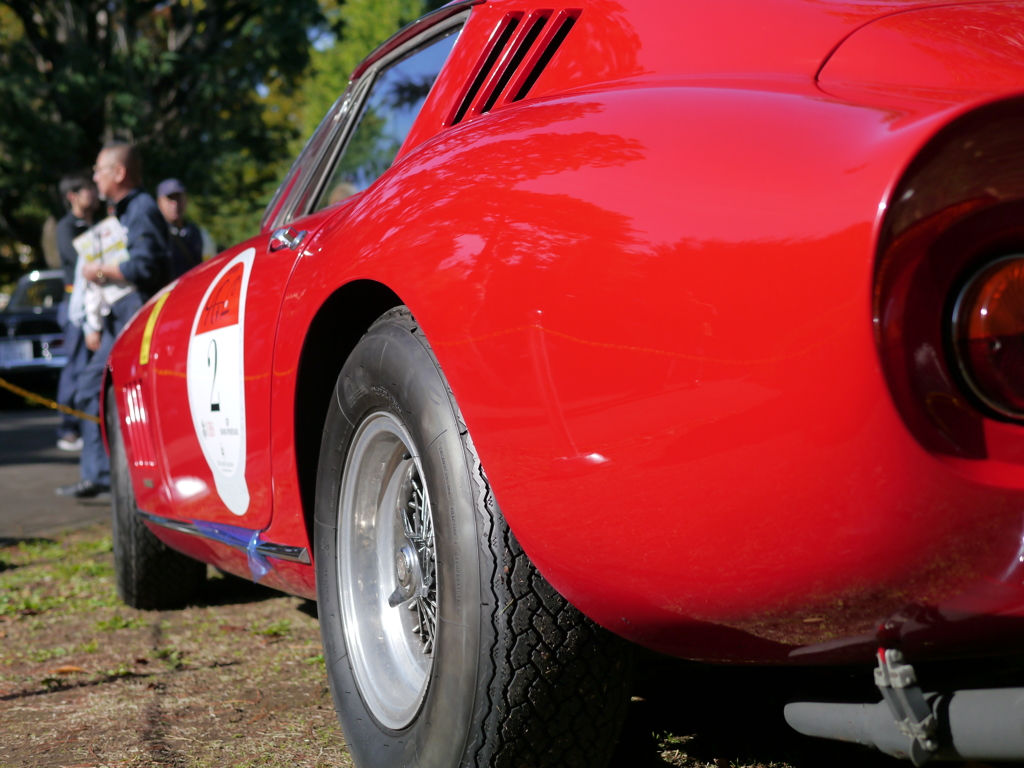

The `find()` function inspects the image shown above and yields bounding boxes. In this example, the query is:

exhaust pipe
[786,687,1024,763]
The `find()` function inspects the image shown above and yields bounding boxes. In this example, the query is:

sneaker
[56,436,84,451]
[55,480,110,499]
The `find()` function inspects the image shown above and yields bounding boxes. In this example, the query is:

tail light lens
[874,98,1024,456]
[953,255,1024,418]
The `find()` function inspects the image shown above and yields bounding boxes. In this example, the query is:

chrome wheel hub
[389,544,420,606]
[338,412,436,729]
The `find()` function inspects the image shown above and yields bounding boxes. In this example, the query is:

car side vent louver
[451,13,523,125]
[478,10,551,113]
[509,9,580,102]
[450,8,581,125]
[123,380,157,468]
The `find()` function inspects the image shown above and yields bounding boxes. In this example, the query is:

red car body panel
[820,4,1024,102]
[106,0,1024,664]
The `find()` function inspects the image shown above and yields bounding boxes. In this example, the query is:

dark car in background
[0,269,67,378]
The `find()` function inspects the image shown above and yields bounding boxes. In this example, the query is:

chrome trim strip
[138,510,204,538]
[254,542,312,565]
[137,511,311,565]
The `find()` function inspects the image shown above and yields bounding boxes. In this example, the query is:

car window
[314,28,460,211]
[8,277,64,310]
[260,86,355,231]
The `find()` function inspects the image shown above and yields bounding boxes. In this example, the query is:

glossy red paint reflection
[104,0,1024,665]
[819,4,1024,99]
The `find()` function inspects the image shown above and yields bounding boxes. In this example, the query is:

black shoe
[55,480,110,499]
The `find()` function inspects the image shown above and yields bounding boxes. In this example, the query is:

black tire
[314,307,632,768]
[107,384,206,610]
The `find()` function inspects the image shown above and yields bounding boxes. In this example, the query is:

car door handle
[269,227,307,252]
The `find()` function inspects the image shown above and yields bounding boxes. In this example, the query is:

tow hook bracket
[874,648,938,765]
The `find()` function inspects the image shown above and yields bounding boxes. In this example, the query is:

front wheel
[314,307,632,768]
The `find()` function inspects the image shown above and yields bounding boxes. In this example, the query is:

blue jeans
[56,300,84,438]
[75,292,144,486]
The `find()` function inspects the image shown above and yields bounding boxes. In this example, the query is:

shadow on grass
[0,537,56,572]
[0,536,56,549]
[297,599,318,620]
[188,572,319,617]
[0,659,243,703]
[194,570,282,609]
[0,673,147,703]
[608,653,908,768]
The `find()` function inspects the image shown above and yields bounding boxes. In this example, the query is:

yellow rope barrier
[0,376,100,424]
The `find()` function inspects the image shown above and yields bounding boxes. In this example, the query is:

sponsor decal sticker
[186,248,255,515]
[139,291,171,365]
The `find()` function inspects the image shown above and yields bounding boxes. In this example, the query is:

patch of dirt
[0,523,347,768]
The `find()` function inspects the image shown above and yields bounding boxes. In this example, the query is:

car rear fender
[818,2,1024,106]
[280,82,1024,661]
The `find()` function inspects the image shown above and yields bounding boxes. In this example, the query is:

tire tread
[376,309,632,768]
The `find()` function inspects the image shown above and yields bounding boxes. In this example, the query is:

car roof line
[350,0,484,81]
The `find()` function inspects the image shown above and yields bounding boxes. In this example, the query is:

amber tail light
[874,98,1024,456]
[953,255,1024,419]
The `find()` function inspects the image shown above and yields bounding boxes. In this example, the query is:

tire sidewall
[106,386,132,582]
[315,314,488,768]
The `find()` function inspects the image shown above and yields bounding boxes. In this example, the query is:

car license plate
[0,340,32,362]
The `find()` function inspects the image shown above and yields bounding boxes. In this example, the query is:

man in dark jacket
[56,142,173,498]
[53,171,99,451]
[157,178,215,275]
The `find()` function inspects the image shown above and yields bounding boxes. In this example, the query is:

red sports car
[104,0,1024,765]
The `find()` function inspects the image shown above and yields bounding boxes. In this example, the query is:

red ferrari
[104,0,1024,765]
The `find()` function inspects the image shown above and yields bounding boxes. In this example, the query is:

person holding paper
[56,142,173,499]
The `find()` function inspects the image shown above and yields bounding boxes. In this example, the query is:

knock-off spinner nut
[388,545,420,607]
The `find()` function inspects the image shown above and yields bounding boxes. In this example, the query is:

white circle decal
[186,247,255,515]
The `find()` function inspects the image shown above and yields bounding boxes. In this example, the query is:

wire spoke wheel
[315,307,632,768]
[338,411,436,730]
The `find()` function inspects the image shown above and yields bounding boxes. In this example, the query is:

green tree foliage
[0,0,452,280]
[298,0,431,153]
[0,0,323,260]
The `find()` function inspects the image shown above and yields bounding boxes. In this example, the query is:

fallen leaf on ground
[51,665,87,674]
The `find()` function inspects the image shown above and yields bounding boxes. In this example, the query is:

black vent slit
[480,13,549,113]
[512,10,579,102]
[451,14,521,125]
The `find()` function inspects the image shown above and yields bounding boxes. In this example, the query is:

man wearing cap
[157,178,216,276]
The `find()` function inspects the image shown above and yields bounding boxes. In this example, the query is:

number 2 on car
[186,247,255,516]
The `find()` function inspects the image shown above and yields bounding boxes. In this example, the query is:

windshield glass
[8,276,64,310]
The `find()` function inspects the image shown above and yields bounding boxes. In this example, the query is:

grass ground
[0,522,968,768]
[0,524,346,768]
